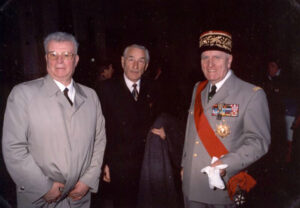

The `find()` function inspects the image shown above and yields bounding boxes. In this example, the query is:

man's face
[268,62,279,77]
[45,40,79,85]
[201,50,232,84]
[121,47,148,82]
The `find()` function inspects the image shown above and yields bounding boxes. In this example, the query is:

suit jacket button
[193,153,198,157]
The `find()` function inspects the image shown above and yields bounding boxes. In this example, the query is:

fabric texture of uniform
[181,73,270,205]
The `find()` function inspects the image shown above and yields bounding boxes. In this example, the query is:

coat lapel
[138,78,150,103]
[72,82,87,115]
[43,74,61,97]
[120,76,136,101]
[201,83,210,110]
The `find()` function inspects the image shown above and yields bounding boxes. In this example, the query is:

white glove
[201,156,228,189]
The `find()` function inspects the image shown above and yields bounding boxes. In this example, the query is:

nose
[208,58,214,67]
[57,55,64,63]
[133,60,138,69]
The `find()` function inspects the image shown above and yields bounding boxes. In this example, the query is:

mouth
[55,66,65,70]
[130,70,140,74]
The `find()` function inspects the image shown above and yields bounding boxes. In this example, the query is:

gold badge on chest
[216,120,230,138]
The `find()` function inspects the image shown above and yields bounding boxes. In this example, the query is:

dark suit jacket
[98,75,156,191]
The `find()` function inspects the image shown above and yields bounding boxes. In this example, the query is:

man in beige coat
[2,32,106,208]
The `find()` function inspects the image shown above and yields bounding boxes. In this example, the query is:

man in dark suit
[98,44,164,208]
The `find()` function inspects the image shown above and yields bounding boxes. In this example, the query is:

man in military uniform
[181,30,271,208]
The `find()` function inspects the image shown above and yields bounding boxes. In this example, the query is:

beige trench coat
[2,75,106,208]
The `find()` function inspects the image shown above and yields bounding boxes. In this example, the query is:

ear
[74,55,79,67]
[121,56,125,69]
[227,55,233,69]
[144,63,149,71]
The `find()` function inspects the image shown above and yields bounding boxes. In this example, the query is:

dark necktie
[63,88,73,106]
[132,83,138,101]
[208,85,216,102]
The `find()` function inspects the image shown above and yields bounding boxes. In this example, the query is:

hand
[151,127,166,140]
[180,168,183,181]
[43,182,64,203]
[211,160,226,177]
[68,181,89,201]
[103,164,111,183]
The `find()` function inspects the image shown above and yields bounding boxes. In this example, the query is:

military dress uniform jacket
[181,73,271,205]
[2,75,106,208]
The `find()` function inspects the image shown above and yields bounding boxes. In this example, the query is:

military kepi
[199,30,232,54]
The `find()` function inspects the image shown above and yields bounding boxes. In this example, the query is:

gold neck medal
[216,120,230,138]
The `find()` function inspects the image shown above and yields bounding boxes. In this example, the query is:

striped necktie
[132,83,138,101]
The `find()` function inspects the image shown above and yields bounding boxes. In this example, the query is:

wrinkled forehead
[46,41,76,52]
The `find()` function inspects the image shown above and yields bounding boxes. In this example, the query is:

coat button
[193,153,198,157]
[20,186,25,191]
[190,111,194,115]
[195,141,199,144]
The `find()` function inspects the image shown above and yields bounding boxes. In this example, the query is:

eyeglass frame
[46,51,77,61]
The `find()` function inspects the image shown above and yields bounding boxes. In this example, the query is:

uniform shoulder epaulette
[253,86,262,92]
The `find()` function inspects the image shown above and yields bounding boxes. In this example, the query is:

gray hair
[43,32,79,54]
[123,44,150,63]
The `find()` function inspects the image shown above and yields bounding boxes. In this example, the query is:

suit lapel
[201,83,210,110]
[138,78,149,103]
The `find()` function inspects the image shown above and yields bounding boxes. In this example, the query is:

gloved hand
[201,156,228,189]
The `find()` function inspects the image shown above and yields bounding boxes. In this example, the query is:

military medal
[217,103,224,120]
[216,120,230,138]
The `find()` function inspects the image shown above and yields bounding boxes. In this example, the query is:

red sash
[193,81,256,200]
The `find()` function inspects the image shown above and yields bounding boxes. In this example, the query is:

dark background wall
[1,0,300,87]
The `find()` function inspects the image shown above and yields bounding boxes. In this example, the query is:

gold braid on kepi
[199,30,232,54]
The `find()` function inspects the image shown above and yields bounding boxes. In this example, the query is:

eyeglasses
[47,51,76,61]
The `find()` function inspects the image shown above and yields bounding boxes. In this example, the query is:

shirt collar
[123,73,141,92]
[53,79,75,102]
[210,70,232,92]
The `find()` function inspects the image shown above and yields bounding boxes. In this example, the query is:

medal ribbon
[193,81,256,200]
